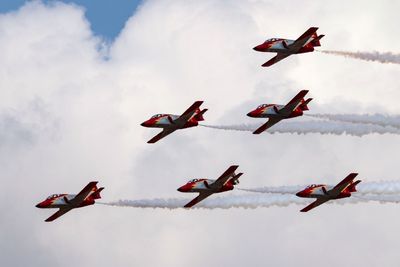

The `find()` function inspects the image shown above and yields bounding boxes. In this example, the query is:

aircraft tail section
[91,187,104,199]
[193,108,208,121]
[231,172,243,185]
[348,180,361,192]
[299,98,313,111]
[311,34,324,47]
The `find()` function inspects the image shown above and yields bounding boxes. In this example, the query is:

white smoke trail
[100,194,308,209]
[99,192,400,210]
[319,50,400,65]
[307,114,400,129]
[200,120,400,136]
[240,181,400,195]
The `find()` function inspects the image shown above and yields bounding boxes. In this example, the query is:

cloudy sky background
[1,0,400,266]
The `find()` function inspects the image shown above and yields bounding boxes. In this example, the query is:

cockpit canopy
[257,104,269,109]
[189,179,199,183]
[151,114,164,119]
[306,184,319,188]
[265,38,280,42]
[46,194,62,200]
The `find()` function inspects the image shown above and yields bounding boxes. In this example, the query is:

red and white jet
[36,181,104,222]
[296,173,361,212]
[247,90,312,134]
[177,165,243,208]
[141,101,208,143]
[253,27,324,67]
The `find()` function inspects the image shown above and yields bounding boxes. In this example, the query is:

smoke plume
[200,120,400,136]
[319,50,400,64]
[307,114,400,129]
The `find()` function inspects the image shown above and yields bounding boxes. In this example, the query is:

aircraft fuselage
[247,104,303,119]
[296,185,352,200]
[36,193,95,209]
[253,38,315,54]
[177,178,236,193]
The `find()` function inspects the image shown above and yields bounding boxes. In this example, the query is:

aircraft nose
[253,45,262,51]
[35,203,42,208]
[177,184,191,192]
[247,111,255,117]
[296,191,305,197]
[140,121,149,127]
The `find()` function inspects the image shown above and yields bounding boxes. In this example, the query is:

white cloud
[1,0,400,266]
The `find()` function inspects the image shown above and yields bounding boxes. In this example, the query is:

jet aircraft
[247,90,312,134]
[253,27,324,67]
[296,173,361,212]
[36,181,104,222]
[141,101,207,143]
[177,165,243,208]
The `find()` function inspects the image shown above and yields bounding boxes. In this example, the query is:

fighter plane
[247,90,312,134]
[141,101,208,143]
[296,173,361,212]
[36,181,104,222]
[177,165,243,208]
[253,27,324,67]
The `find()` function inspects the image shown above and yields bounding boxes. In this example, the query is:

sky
[1,0,400,266]
[0,0,142,40]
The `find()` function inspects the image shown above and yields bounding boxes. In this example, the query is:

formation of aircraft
[247,90,312,134]
[296,173,361,212]
[141,101,207,143]
[253,27,324,67]
[177,165,243,208]
[35,26,373,221]
[36,181,104,222]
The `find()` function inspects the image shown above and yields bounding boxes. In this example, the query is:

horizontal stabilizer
[194,108,208,121]
[311,34,324,47]
[92,187,104,199]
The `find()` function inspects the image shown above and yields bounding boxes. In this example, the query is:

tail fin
[311,34,324,47]
[91,187,104,199]
[348,180,361,192]
[299,98,312,111]
[193,108,208,121]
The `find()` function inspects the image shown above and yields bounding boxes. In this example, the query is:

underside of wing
[147,128,176,144]
[289,27,318,52]
[175,101,204,125]
[45,207,73,222]
[184,192,213,208]
[253,118,282,134]
[279,90,309,115]
[211,165,239,189]
[300,198,329,212]
[262,53,290,67]
[328,173,359,196]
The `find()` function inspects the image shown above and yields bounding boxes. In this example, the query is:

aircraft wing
[70,181,98,206]
[147,128,177,144]
[328,173,359,196]
[300,198,329,212]
[288,27,318,52]
[174,101,204,126]
[262,53,290,67]
[45,207,73,222]
[210,165,239,189]
[253,118,282,134]
[279,90,309,116]
[184,192,214,208]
